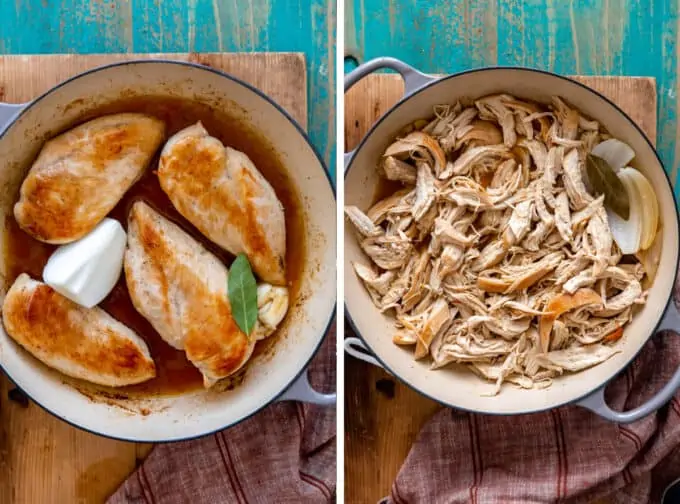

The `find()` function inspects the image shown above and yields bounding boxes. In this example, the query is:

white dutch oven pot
[0,60,336,442]
[344,57,680,423]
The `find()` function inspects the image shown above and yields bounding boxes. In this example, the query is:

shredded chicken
[346,94,649,395]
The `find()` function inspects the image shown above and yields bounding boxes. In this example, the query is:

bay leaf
[228,254,258,338]
[585,154,630,220]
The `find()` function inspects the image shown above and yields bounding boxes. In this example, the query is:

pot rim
[0,58,337,443]
[344,64,680,415]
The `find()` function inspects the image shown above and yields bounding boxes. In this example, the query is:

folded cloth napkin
[383,305,680,504]
[108,328,336,504]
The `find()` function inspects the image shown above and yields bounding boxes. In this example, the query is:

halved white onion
[635,232,662,284]
[620,167,659,250]
[591,139,635,173]
[606,170,642,254]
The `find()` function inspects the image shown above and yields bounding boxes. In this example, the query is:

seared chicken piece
[384,131,446,176]
[344,206,382,237]
[158,123,286,285]
[475,95,516,147]
[382,156,417,184]
[2,274,156,387]
[14,113,165,244]
[124,201,254,387]
[525,344,619,373]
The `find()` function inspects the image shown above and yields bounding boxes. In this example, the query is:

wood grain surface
[0,52,307,504]
[344,73,657,504]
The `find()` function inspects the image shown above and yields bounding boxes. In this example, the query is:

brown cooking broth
[3,96,306,396]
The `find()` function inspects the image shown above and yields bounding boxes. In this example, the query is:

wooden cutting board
[0,52,306,504]
[344,74,657,504]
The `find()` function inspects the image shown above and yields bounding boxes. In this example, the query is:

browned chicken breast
[124,201,254,387]
[14,113,165,244]
[158,122,286,285]
[2,273,156,387]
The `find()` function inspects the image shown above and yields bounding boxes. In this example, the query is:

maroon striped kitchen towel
[383,313,680,504]
[108,328,336,504]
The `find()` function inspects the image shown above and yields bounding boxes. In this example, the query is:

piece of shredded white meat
[346,94,651,396]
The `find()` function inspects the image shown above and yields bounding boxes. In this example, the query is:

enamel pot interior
[0,61,336,441]
[345,68,679,414]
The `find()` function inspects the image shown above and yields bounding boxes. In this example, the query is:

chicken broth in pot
[3,96,306,397]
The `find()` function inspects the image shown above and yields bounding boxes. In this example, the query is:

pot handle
[344,57,436,172]
[576,298,680,423]
[344,336,385,369]
[0,102,28,130]
[277,369,336,406]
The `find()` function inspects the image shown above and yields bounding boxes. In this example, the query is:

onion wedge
[635,229,662,285]
[591,139,635,173]
[621,167,659,250]
[607,169,642,254]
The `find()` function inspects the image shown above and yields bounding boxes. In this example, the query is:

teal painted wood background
[0,0,336,178]
[346,0,680,195]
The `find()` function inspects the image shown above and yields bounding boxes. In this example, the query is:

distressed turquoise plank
[0,0,335,180]
[352,0,498,72]
[351,0,678,196]
[269,0,336,170]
